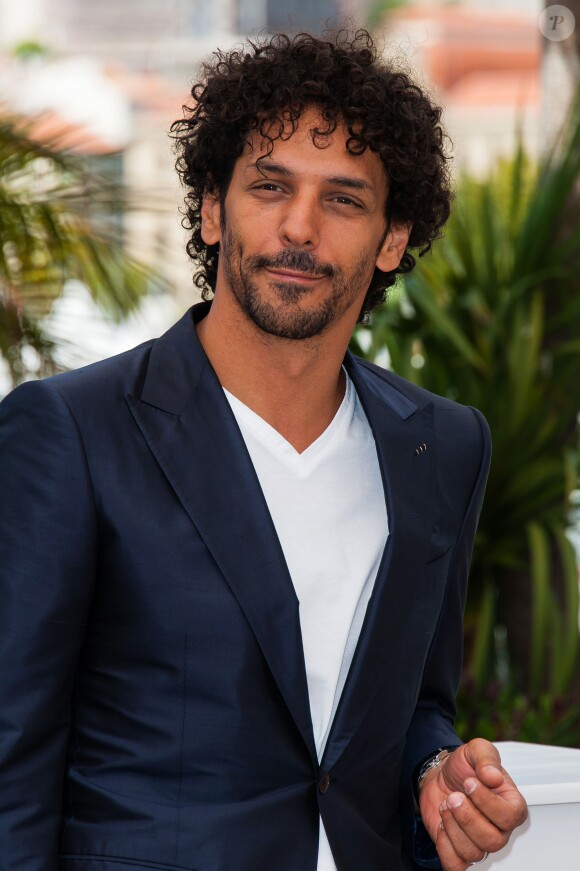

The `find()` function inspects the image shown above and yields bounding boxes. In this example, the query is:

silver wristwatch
[416,747,456,794]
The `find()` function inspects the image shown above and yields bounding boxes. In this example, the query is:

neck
[195,293,354,453]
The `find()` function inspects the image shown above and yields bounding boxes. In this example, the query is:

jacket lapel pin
[414,443,428,456]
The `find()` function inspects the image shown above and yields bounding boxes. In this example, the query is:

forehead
[238,107,388,194]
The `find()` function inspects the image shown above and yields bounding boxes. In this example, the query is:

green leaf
[527,522,551,695]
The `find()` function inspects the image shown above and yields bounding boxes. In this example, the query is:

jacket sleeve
[400,406,492,869]
[0,379,98,870]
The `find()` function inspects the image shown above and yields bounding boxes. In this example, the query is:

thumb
[464,739,504,787]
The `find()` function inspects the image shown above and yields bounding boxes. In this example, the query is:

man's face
[201,107,409,340]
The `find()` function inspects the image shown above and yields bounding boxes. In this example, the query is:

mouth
[263,267,325,284]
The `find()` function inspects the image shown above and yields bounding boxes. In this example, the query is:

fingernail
[464,778,477,794]
[439,801,447,814]
[484,764,500,774]
[447,793,463,809]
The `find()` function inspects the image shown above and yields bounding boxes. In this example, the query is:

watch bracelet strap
[412,744,461,805]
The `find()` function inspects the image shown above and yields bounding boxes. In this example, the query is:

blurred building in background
[1,1,371,67]
[261,0,370,32]
[379,0,542,173]
[43,0,236,68]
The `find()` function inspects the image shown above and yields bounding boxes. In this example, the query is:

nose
[278,192,320,249]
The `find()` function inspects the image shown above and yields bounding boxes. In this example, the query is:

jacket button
[319,772,331,794]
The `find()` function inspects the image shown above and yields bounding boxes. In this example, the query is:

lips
[264,268,324,282]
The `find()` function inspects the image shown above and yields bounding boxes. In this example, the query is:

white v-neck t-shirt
[224,371,388,871]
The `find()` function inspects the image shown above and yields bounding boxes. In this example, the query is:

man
[0,30,526,871]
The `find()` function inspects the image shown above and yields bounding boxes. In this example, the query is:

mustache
[246,250,336,277]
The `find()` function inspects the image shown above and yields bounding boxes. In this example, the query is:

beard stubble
[220,223,376,340]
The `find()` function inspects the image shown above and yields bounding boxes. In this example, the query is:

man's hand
[418,739,528,871]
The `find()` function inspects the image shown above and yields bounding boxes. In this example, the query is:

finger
[463,776,528,831]
[443,790,509,855]
[439,802,494,864]
[435,821,471,871]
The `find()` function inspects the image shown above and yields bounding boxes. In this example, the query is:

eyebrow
[248,160,374,194]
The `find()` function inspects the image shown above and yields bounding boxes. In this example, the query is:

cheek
[221,223,241,260]
[349,246,378,285]
[227,213,272,258]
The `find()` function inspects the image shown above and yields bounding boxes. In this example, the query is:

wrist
[413,745,459,807]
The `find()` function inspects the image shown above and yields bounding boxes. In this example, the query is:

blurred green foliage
[456,679,580,748]
[0,116,164,386]
[367,0,408,28]
[11,41,50,60]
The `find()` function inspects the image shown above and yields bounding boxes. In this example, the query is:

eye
[253,181,284,193]
[332,195,363,208]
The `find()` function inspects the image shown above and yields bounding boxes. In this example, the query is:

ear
[375,223,412,273]
[200,190,222,245]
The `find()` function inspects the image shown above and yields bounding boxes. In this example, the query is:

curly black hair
[171,29,452,321]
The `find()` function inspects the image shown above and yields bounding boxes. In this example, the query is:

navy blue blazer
[0,302,490,871]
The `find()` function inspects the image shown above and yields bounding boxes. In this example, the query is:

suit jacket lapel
[128,304,317,764]
[126,306,440,773]
[320,354,437,772]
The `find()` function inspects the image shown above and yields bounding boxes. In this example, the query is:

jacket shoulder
[351,355,491,460]
[352,355,475,413]
[1,338,157,418]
